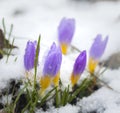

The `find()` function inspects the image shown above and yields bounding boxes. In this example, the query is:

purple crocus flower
[71,50,86,86]
[58,17,75,54]
[90,34,108,60]
[24,41,37,71]
[73,50,87,75]
[40,43,62,93]
[58,17,75,45]
[43,42,62,76]
[88,34,108,73]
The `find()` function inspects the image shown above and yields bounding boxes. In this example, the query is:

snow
[36,104,80,113]
[0,0,120,113]
[78,87,120,113]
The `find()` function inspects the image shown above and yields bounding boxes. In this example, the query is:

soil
[0,77,101,112]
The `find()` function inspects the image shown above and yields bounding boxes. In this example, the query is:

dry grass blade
[0,29,17,49]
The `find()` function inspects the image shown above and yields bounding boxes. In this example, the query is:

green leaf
[61,85,69,106]
[64,85,70,105]
[34,35,41,89]
[8,24,13,40]
[68,78,89,103]
[55,88,60,108]
[40,86,57,106]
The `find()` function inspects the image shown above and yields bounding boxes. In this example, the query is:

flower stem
[34,35,40,89]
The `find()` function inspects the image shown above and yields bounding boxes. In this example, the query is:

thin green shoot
[6,38,15,63]
[34,35,40,89]
[2,18,6,39]
[8,24,13,40]
[40,86,57,106]
[12,85,27,113]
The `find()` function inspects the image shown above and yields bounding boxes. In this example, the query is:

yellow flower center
[70,73,80,87]
[60,43,68,55]
[88,57,98,74]
[40,75,51,94]
[53,72,60,87]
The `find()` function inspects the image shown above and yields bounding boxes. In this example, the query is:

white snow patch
[36,104,79,113]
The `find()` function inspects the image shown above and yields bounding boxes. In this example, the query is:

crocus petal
[71,50,87,86]
[60,43,68,55]
[88,34,108,73]
[53,71,60,87]
[88,57,98,74]
[24,41,37,71]
[71,73,80,86]
[58,17,75,54]
[90,34,108,60]
[43,42,62,76]
[58,18,75,44]
[73,50,87,75]
[41,43,62,91]
[40,76,51,95]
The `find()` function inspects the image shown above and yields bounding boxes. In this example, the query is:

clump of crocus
[40,42,62,93]
[58,17,75,54]
[24,41,37,71]
[71,50,86,87]
[88,34,108,74]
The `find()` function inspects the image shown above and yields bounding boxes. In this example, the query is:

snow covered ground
[0,0,120,113]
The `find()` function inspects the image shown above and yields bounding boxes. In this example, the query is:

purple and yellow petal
[43,43,62,76]
[41,42,62,92]
[58,17,75,54]
[88,34,108,73]
[71,50,87,86]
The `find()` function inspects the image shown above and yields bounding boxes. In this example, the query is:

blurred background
[0,0,120,59]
